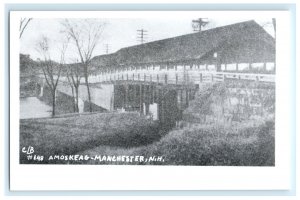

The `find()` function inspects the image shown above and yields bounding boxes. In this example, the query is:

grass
[20,111,275,166]
[142,120,275,166]
[20,112,161,164]
[78,119,275,166]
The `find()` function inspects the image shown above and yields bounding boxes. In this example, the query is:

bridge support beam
[39,86,44,97]
[139,85,143,114]
[186,89,189,107]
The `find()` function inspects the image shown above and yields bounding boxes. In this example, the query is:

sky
[20,17,275,63]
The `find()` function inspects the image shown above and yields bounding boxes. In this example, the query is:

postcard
[9,10,293,191]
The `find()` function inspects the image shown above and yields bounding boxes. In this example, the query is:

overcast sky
[20,18,275,63]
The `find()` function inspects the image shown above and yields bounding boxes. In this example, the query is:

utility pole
[104,44,110,54]
[272,18,276,39]
[137,29,148,44]
[192,18,209,32]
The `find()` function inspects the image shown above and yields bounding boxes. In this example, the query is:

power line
[137,29,148,44]
[192,18,209,32]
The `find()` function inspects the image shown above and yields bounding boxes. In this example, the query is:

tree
[61,19,105,112]
[65,61,82,113]
[36,36,68,117]
[20,18,32,39]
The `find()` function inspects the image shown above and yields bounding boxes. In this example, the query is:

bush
[136,119,275,166]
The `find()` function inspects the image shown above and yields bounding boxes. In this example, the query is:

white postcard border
[10,10,293,191]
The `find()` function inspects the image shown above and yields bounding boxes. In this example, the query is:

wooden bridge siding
[50,68,275,86]
[84,70,275,85]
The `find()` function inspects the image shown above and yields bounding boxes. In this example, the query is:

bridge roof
[91,20,275,70]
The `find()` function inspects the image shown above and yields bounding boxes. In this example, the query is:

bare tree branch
[20,18,32,39]
[35,35,67,116]
[61,19,106,112]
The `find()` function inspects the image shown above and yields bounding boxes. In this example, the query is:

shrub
[136,119,275,166]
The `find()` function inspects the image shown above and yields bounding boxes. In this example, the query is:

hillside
[20,54,40,77]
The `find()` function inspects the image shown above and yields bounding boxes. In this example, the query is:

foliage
[183,81,275,124]
[19,54,40,75]
[137,120,275,166]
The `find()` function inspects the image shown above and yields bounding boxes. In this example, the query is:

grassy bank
[141,120,274,166]
[20,112,161,164]
[20,111,275,166]
[80,119,274,166]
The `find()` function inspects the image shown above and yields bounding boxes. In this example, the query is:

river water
[20,97,52,119]
[20,83,197,131]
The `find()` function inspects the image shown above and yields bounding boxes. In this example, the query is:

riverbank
[20,112,161,164]
[20,102,275,166]
[76,118,274,166]
[20,81,275,166]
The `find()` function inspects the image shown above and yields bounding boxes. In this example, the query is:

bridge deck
[65,70,275,84]
[39,69,275,85]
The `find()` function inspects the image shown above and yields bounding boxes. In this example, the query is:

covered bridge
[90,20,275,74]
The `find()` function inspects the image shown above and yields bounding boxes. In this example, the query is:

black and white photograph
[18,15,276,166]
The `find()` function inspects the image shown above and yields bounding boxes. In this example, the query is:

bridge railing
[86,70,275,84]
[51,68,275,85]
